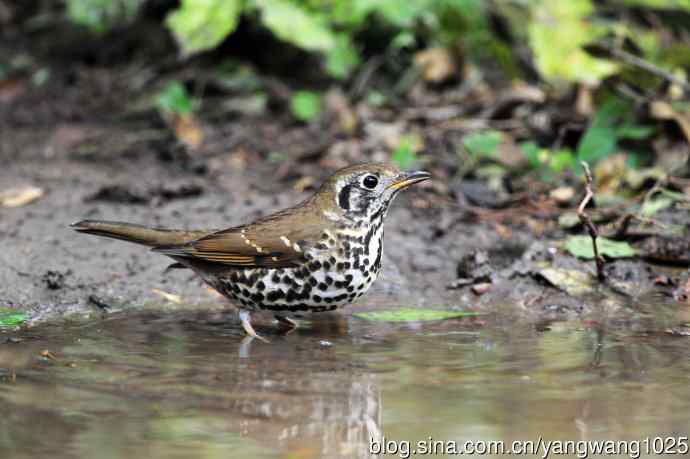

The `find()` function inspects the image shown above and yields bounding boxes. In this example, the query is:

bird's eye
[362,174,379,189]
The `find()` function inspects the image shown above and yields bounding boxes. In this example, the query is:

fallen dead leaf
[152,288,182,304]
[325,89,358,134]
[0,185,44,207]
[538,267,595,296]
[173,113,204,150]
[651,100,690,144]
[414,47,458,83]
[550,186,576,205]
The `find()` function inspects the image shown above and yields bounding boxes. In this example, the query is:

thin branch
[577,162,606,282]
[602,44,690,91]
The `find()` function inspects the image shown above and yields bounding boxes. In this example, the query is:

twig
[349,56,383,100]
[602,44,690,91]
[577,162,606,282]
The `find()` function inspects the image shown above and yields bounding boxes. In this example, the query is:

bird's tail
[70,219,210,247]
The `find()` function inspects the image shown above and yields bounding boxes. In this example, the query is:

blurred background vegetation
[2,0,689,182]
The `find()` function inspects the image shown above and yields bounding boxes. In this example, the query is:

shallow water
[1,300,689,459]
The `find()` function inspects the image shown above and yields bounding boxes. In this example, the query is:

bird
[71,163,430,341]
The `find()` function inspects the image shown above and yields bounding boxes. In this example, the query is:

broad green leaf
[290,91,322,122]
[463,130,502,158]
[67,0,142,32]
[527,0,617,84]
[590,98,629,128]
[326,35,361,79]
[255,0,335,52]
[392,138,417,170]
[0,308,28,328]
[550,149,577,172]
[564,235,638,259]
[520,141,542,168]
[351,0,433,27]
[166,0,242,56]
[576,126,617,163]
[354,308,479,323]
[155,82,194,115]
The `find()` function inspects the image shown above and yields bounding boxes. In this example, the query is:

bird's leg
[274,314,299,332]
[239,310,269,343]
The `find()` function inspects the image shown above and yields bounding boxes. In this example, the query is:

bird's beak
[387,171,431,191]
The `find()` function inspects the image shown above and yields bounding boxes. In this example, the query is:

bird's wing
[152,205,328,268]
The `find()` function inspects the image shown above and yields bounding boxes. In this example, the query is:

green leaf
[616,125,655,140]
[527,0,617,84]
[576,126,617,163]
[350,0,434,27]
[640,196,674,217]
[165,0,242,56]
[67,0,142,32]
[550,149,577,172]
[520,141,542,169]
[590,98,629,128]
[290,90,322,122]
[155,81,194,115]
[0,308,28,328]
[564,235,638,259]
[366,91,387,107]
[354,308,479,323]
[255,0,335,52]
[463,130,502,158]
[325,35,360,79]
[392,146,415,170]
[558,212,581,229]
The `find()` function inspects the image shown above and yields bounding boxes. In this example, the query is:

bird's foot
[274,315,299,334]
[239,310,269,343]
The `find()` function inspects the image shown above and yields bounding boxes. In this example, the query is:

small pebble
[471,282,492,295]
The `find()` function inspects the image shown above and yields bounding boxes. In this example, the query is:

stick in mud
[577,161,606,282]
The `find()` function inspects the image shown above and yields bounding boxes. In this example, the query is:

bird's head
[316,163,430,224]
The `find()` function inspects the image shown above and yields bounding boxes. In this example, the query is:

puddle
[1,301,690,459]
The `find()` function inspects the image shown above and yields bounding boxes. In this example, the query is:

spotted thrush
[71,163,430,340]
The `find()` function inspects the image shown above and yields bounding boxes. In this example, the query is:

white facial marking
[280,236,291,247]
[322,210,340,221]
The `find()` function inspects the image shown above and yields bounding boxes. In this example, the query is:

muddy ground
[1,34,688,331]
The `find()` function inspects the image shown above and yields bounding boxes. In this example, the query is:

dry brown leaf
[650,101,690,143]
[173,113,204,150]
[414,47,458,83]
[325,90,358,134]
[550,186,576,204]
[0,185,44,207]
